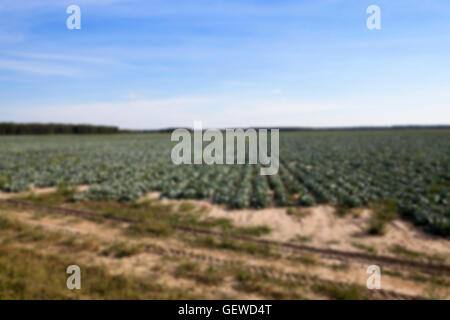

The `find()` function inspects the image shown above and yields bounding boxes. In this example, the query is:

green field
[0,130,448,235]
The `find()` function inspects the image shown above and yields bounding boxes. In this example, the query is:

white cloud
[10,92,449,129]
[0,0,130,11]
[5,51,129,67]
[0,51,133,78]
[12,97,211,129]
[0,59,82,77]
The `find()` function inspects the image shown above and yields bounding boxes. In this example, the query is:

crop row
[0,132,448,235]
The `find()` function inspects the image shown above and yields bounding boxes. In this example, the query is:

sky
[0,0,449,129]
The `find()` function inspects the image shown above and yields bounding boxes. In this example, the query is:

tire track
[0,208,421,300]
[4,199,450,276]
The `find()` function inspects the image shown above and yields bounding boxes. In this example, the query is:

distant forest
[0,123,449,135]
[0,123,119,135]
[140,125,450,133]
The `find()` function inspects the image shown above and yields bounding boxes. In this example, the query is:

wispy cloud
[0,50,133,78]
[0,59,82,77]
[4,51,131,67]
[0,0,130,11]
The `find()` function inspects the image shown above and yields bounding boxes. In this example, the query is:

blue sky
[0,0,449,129]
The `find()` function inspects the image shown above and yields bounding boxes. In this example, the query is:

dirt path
[1,205,447,299]
[5,187,450,263]
[148,194,450,262]
[1,187,449,299]
[0,185,89,200]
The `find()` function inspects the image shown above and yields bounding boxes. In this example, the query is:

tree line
[0,123,119,135]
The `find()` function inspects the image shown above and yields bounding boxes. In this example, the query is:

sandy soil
[138,193,450,261]
[2,186,450,261]
[2,208,446,298]
[204,204,450,260]
[1,187,449,299]
[0,185,90,200]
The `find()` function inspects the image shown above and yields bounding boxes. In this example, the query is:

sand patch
[147,195,450,261]
[136,192,450,261]
[139,191,162,202]
[0,185,90,200]
[2,202,448,299]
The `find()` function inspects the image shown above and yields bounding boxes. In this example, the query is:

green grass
[389,245,446,262]
[0,245,199,299]
[291,235,312,243]
[191,235,276,257]
[126,218,174,237]
[57,236,101,253]
[0,215,27,232]
[0,215,62,244]
[334,204,349,217]
[233,268,304,299]
[351,242,378,254]
[0,214,200,299]
[330,262,350,271]
[101,242,144,258]
[232,225,272,237]
[10,198,271,238]
[178,202,196,213]
[367,199,398,235]
[174,261,225,285]
[287,207,310,218]
[312,282,368,300]
[288,253,319,265]
[22,183,77,205]
[0,214,101,253]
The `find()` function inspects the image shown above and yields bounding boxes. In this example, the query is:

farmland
[0,130,449,236]
[1,129,450,300]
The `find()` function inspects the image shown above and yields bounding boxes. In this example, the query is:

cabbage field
[0,131,449,235]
